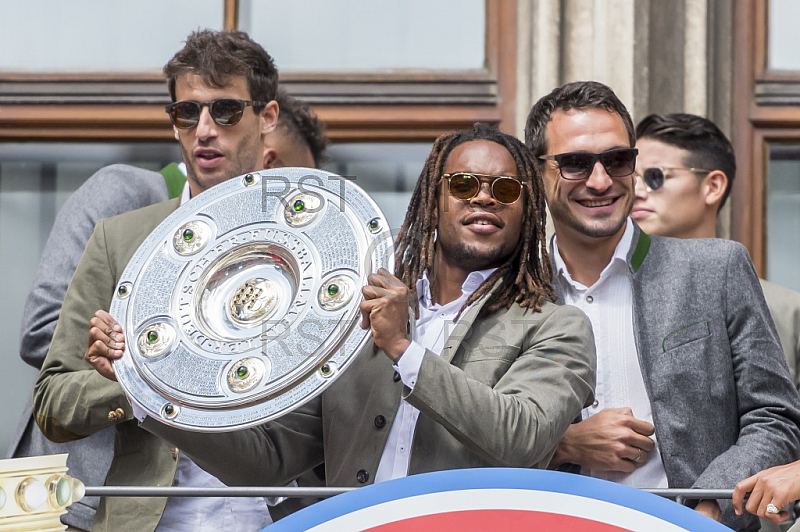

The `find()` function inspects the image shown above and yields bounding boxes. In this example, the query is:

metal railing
[85,486,733,506]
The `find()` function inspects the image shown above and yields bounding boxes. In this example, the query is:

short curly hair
[164,30,278,112]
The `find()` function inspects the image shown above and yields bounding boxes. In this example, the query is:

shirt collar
[553,217,634,288]
[179,179,191,206]
[415,267,497,308]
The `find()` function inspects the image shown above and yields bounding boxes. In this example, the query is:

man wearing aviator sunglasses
[526,81,800,531]
[34,30,283,532]
[635,113,800,429]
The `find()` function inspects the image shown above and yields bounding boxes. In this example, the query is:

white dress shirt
[135,180,273,531]
[552,219,668,489]
[374,268,496,483]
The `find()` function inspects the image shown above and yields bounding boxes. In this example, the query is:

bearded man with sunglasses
[34,30,284,532]
[525,81,800,531]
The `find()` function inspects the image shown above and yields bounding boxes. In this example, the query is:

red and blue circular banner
[266,468,732,531]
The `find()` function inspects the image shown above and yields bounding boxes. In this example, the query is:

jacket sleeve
[33,219,132,442]
[141,399,325,488]
[20,165,169,369]
[692,244,800,528]
[404,304,596,469]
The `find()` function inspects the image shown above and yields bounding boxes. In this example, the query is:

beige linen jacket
[34,199,182,532]
[141,280,597,491]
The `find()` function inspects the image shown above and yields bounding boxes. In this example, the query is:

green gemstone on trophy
[55,477,71,506]
[164,404,174,416]
[369,218,379,231]
[293,199,305,212]
[327,284,339,296]
[117,285,127,296]
[236,365,248,378]
[244,174,255,184]
[321,364,331,375]
[147,330,158,343]
[182,228,194,241]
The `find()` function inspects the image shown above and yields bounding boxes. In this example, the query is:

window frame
[731,0,800,276]
[0,0,516,142]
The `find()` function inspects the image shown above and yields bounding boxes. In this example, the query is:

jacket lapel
[440,281,500,364]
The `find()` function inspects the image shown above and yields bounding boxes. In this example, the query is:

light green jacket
[34,198,181,532]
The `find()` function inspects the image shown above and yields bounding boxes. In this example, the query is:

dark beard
[436,237,508,272]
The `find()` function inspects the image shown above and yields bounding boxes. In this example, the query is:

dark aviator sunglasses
[636,167,712,192]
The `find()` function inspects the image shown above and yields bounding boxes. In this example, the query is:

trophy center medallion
[229,277,279,326]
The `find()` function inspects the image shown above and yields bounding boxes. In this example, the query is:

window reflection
[767,144,800,291]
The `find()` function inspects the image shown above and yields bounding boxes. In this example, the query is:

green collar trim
[160,163,187,200]
[630,231,651,273]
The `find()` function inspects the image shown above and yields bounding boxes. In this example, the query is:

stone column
[516,0,733,236]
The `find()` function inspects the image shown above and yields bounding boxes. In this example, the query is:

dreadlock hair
[394,123,555,319]
[636,113,736,210]
[164,30,278,113]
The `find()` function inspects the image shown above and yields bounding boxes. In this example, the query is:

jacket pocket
[661,320,711,352]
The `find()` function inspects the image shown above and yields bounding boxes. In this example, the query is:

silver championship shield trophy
[109,168,394,432]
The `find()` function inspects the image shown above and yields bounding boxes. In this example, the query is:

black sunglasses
[165,98,265,129]
[636,166,712,192]
[539,147,638,180]
[441,172,525,204]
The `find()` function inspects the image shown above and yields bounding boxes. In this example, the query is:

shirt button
[592,400,599,408]
[374,415,386,428]
[393,372,401,383]
[356,470,370,484]
[586,295,594,303]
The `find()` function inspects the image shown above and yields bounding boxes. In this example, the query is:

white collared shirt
[552,219,668,489]
[141,180,274,531]
[374,268,496,483]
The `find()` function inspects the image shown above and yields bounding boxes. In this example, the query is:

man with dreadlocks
[525,80,800,532]
[132,123,596,495]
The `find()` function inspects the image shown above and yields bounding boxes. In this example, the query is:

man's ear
[702,170,728,208]
[260,100,279,137]
[263,147,278,169]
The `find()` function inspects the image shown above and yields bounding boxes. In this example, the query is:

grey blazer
[557,223,800,532]
[13,164,183,530]
[141,281,597,492]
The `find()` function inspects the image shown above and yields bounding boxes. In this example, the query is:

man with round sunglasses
[33,30,290,532]
[80,124,595,516]
[525,81,800,531]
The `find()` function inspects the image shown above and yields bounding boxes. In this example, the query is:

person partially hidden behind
[33,29,291,532]
[632,112,800,390]
[80,124,597,504]
[525,80,800,531]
